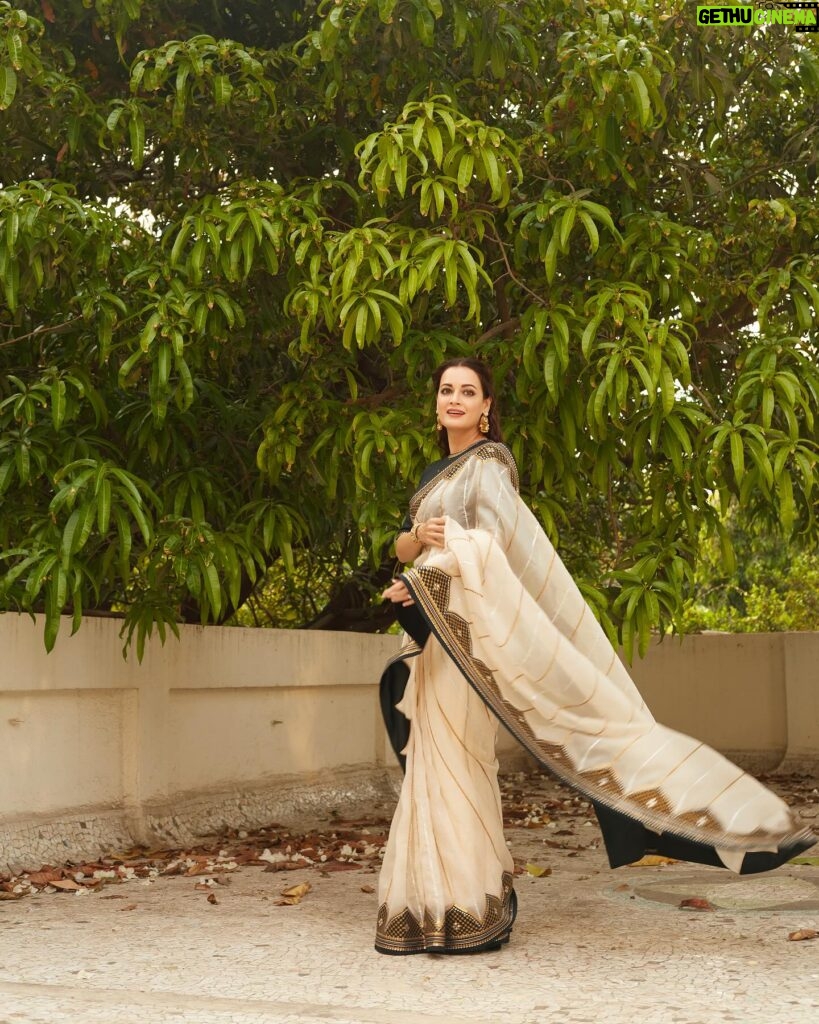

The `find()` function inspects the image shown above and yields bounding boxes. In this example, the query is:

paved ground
[1,771,818,1024]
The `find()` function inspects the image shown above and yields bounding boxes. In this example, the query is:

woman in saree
[375,357,815,957]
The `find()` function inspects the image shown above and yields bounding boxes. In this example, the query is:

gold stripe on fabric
[567,603,586,641]
[556,676,600,714]
[504,498,519,554]
[404,701,455,901]
[426,716,504,852]
[534,551,557,603]
[495,583,525,650]
[414,653,483,888]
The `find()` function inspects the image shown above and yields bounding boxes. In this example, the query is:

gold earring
[479,412,489,434]
[436,420,444,431]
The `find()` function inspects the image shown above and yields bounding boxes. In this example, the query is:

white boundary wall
[1,614,817,871]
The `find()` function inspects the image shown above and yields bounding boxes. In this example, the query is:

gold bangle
[410,522,422,544]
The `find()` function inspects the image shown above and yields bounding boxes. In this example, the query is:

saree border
[384,637,422,670]
[375,872,516,955]
[408,442,519,521]
[398,564,816,857]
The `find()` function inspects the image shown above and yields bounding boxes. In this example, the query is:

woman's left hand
[382,579,414,606]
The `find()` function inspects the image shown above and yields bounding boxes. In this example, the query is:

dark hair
[432,358,503,456]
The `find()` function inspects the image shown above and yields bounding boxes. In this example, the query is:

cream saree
[375,441,816,955]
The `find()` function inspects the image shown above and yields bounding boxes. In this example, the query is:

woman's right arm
[395,518,447,563]
[395,529,423,564]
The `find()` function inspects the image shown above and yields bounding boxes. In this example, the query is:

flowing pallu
[375,441,816,955]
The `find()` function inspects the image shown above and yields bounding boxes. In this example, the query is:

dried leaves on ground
[1,771,815,903]
[0,819,390,902]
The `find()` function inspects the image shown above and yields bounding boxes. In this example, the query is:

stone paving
[1,772,818,1024]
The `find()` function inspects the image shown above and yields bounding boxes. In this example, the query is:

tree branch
[476,318,521,344]
[0,318,84,349]
[488,223,549,309]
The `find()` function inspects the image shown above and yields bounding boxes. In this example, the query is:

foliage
[682,513,819,633]
[0,0,818,658]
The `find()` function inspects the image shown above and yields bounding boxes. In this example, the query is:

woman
[376,358,815,957]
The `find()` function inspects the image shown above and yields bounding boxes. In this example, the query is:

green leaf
[762,386,774,428]
[114,509,132,579]
[61,508,83,565]
[0,65,18,110]
[128,106,146,170]
[203,560,222,620]
[544,230,559,284]
[577,210,599,253]
[729,431,745,485]
[543,347,559,398]
[213,73,233,108]
[559,207,576,251]
[457,153,474,192]
[51,378,67,429]
[659,365,675,416]
[427,122,443,167]
[777,471,794,533]
[628,70,651,127]
[97,477,112,534]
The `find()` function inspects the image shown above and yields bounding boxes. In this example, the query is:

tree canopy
[1,0,818,658]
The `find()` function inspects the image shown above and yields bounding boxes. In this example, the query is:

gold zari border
[408,443,519,521]
[375,872,515,954]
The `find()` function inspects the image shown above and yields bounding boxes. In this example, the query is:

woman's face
[436,366,490,435]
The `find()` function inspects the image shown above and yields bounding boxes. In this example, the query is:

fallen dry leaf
[49,880,84,892]
[276,881,311,906]
[524,863,552,878]
[27,870,63,885]
[629,855,679,867]
[120,904,138,912]
[185,862,215,877]
[207,893,219,905]
[787,929,818,942]
[282,881,311,899]
[360,884,376,894]
[679,898,715,912]
[789,857,819,866]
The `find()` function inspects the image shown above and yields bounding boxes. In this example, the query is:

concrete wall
[1,614,817,872]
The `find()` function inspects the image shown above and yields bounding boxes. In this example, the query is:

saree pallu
[375,441,816,955]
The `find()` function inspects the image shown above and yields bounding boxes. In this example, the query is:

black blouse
[398,439,489,533]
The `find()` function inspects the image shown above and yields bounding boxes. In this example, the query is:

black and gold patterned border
[375,872,516,955]
[400,565,815,856]
[383,637,422,669]
[408,443,519,520]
